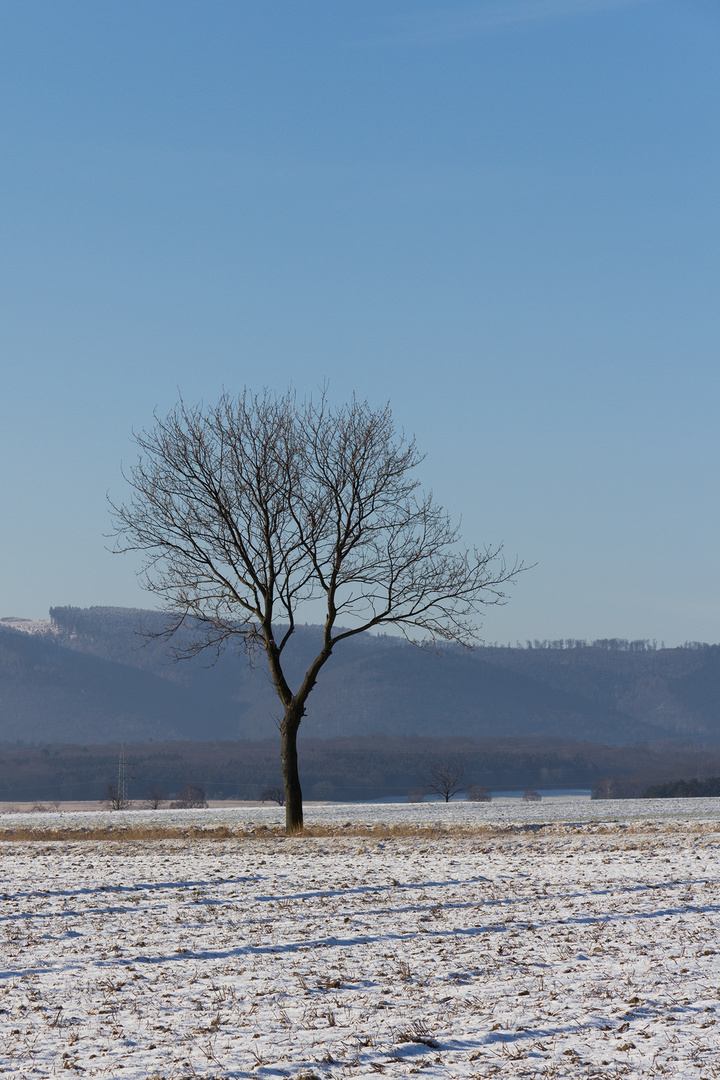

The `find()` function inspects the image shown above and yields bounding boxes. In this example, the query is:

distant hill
[1,606,719,747]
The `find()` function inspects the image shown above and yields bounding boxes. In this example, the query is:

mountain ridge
[1,606,719,747]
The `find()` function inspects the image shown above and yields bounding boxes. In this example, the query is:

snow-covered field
[1,799,720,1078]
[3,793,720,834]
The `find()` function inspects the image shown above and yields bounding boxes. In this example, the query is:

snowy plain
[1,798,719,1079]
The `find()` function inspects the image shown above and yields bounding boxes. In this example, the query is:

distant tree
[144,786,167,809]
[170,782,208,808]
[466,785,492,802]
[104,784,130,811]
[261,785,285,805]
[523,789,542,802]
[406,788,425,803]
[592,776,618,800]
[423,758,466,802]
[111,388,525,832]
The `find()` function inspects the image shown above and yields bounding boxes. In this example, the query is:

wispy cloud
[377,0,658,45]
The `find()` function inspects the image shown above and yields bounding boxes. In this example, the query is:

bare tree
[261,785,285,805]
[170,782,208,809]
[592,776,618,800]
[144,786,167,809]
[111,388,526,832]
[104,784,130,811]
[422,758,466,802]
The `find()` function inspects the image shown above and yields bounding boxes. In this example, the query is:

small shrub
[406,788,425,803]
[523,790,542,802]
[466,785,492,802]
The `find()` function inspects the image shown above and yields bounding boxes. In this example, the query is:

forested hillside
[1,607,719,747]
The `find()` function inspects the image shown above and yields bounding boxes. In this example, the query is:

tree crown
[111,388,524,659]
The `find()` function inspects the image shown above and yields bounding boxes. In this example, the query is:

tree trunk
[281,707,303,833]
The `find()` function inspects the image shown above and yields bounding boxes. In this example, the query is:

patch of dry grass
[1,818,719,843]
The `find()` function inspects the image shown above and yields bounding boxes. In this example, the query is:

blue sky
[1,0,718,645]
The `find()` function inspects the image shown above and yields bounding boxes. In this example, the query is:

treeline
[49,610,715,657]
[592,763,720,800]
[1,735,719,804]
[488,639,713,652]
[49,606,158,636]
[642,776,720,799]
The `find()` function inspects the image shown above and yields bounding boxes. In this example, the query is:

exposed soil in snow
[1,800,719,1078]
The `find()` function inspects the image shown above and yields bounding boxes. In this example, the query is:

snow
[4,794,720,834]
[0,618,53,635]
[1,798,719,1078]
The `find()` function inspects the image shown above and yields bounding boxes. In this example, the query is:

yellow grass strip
[0,819,719,842]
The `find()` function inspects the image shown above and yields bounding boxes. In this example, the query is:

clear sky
[1,0,718,645]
